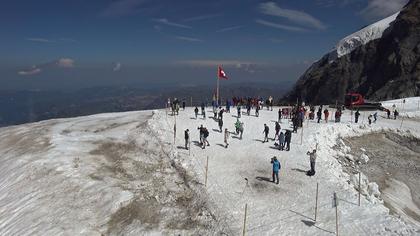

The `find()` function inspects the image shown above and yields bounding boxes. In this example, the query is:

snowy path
[155,100,420,235]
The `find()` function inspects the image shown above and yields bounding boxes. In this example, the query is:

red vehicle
[344,93,383,110]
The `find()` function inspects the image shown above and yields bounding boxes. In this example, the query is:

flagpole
[217,65,220,105]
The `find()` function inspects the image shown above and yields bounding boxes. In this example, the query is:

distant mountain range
[284,0,420,104]
[0,82,290,127]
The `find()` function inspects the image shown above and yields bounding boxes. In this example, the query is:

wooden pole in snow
[315,182,319,221]
[334,192,339,236]
[242,203,248,236]
[400,100,405,129]
[205,156,209,187]
[358,172,361,206]
[300,122,304,145]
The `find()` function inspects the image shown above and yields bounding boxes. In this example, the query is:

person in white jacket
[224,128,230,148]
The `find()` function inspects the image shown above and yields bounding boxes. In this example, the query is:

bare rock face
[284,0,420,104]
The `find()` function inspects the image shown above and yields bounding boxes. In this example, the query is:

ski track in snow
[0,97,419,235]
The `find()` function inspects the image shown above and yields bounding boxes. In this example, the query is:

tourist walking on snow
[355,109,360,123]
[224,128,230,148]
[394,109,399,120]
[285,130,292,151]
[271,156,281,184]
[184,129,189,150]
[255,105,260,117]
[324,109,329,123]
[202,127,210,149]
[263,124,269,143]
[306,149,317,176]
[238,122,244,139]
[368,114,372,125]
[274,122,281,140]
[237,106,241,118]
[198,125,204,144]
[278,131,285,151]
[218,118,223,132]
[182,101,186,110]
[194,107,199,119]
[317,107,322,123]
[373,112,377,123]
[278,108,282,122]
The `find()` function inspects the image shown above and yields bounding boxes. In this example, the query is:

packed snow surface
[0,97,419,235]
[330,12,399,60]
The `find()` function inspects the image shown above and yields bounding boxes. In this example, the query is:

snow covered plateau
[0,97,420,235]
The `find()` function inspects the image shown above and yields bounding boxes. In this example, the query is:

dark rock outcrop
[284,0,420,104]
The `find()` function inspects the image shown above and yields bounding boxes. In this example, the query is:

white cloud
[18,58,75,76]
[18,67,42,76]
[259,2,327,30]
[113,62,122,72]
[174,60,260,67]
[359,0,408,21]
[216,25,244,33]
[153,18,192,29]
[101,0,147,17]
[182,14,220,22]
[174,36,203,42]
[26,38,54,43]
[256,19,307,32]
[56,58,74,68]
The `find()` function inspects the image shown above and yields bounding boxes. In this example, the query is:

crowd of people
[168,96,400,184]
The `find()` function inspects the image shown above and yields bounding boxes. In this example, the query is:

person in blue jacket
[271,156,281,184]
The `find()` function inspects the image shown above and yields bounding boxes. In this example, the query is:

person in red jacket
[324,109,329,123]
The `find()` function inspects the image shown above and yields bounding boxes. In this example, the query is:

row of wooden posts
[166,100,371,235]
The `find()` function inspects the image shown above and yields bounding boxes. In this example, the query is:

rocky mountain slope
[284,0,420,104]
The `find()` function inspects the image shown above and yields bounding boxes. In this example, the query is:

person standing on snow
[238,121,244,139]
[274,122,281,140]
[278,108,282,122]
[182,101,186,110]
[285,130,292,151]
[355,109,360,123]
[306,149,317,176]
[184,129,190,150]
[198,125,204,145]
[335,109,342,123]
[219,108,224,120]
[202,127,210,149]
[368,114,372,125]
[323,109,329,123]
[271,156,281,184]
[386,109,391,119]
[237,106,241,118]
[317,107,322,123]
[268,96,274,111]
[194,107,199,119]
[218,118,223,132]
[394,109,399,120]
[255,105,260,117]
[201,103,205,115]
[224,128,230,148]
[278,131,285,151]
[262,124,270,143]
[373,112,377,123]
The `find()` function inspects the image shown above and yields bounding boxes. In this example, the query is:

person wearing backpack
[271,156,281,184]
[202,128,210,149]
[285,130,292,151]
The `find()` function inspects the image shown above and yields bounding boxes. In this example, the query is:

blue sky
[0,0,409,90]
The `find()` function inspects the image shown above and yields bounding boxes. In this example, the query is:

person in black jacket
[285,130,292,151]
[263,124,269,143]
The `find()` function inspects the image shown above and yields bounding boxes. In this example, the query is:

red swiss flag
[218,66,228,80]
